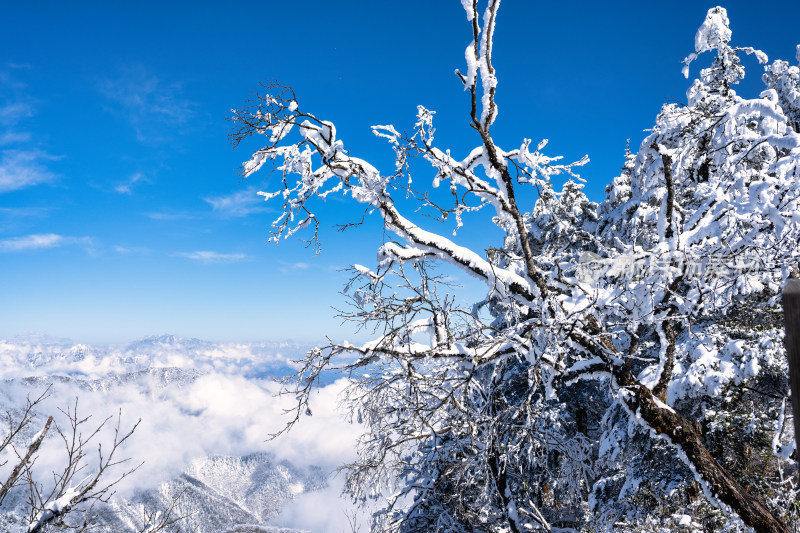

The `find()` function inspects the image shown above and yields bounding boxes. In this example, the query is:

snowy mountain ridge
[0,333,316,380]
[0,452,320,533]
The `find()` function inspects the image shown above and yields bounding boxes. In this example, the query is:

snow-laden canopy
[232,3,800,531]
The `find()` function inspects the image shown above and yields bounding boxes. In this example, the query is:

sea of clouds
[0,334,368,532]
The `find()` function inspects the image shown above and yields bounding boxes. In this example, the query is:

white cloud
[113,245,149,254]
[204,187,272,218]
[99,66,195,143]
[279,261,311,273]
[0,336,363,532]
[0,131,31,145]
[178,250,249,263]
[0,84,53,186]
[0,149,58,193]
[277,477,366,533]
[143,211,195,221]
[0,233,92,252]
[114,172,149,194]
[0,376,361,500]
[0,206,48,218]
[0,233,62,251]
[0,102,33,126]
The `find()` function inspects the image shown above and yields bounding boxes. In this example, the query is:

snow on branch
[231,4,800,532]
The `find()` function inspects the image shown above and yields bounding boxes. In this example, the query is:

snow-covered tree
[232,3,800,532]
[762,45,800,132]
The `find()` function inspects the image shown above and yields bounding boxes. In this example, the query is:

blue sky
[1,1,798,344]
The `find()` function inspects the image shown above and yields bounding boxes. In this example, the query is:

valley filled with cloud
[0,334,365,533]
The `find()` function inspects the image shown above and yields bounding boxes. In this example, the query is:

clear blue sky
[1,1,798,344]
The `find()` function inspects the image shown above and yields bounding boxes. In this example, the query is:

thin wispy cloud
[0,91,36,146]
[178,251,250,264]
[0,233,92,252]
[0,71,26,91]
[0,233,61,251]
[99,66,195,143]
[0,102,33,126]
[114,172,149,194]
[204,187,272,218]
[113,245,150,254]
[143,211,196,221]
[0,132,31,145]
[0,149,58,193]
[0,206,48,218]
[279,261,311,274]
[0,79,58,193]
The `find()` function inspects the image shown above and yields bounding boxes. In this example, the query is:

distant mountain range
[0,335,355,533]
[0,333,319,380]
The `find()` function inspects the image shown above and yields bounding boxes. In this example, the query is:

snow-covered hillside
[0,334,361,533]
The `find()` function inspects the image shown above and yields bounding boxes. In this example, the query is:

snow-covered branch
[233,3,800,532]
